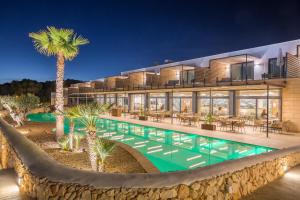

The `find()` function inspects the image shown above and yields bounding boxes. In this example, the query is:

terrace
[103,108,300,150]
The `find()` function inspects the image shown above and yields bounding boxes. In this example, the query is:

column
[165,92,170,111]
[144,93,149,110]
[229,91,236,117]
[128,94,132,112]
[103,94,107,104]
[192,91,197,113]
[114,94,117,105]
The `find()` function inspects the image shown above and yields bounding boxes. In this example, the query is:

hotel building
[60,39,300,132]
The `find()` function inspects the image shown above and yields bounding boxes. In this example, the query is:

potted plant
[201,113,216,130]
[138,108,148,121]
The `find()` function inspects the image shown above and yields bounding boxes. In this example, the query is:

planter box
[138,116,148,121]
[111,108,122,117]
[201,124,216,131]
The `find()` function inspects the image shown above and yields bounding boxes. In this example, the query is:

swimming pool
[27,113,275,172]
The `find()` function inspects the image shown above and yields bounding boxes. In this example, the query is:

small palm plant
[64,106,81,150]
[205,113,214,125]
[75,103,111,171]
[74,133,84,151]
[94,138,115,172]
[29,27,89,139]
[57,136,70,151]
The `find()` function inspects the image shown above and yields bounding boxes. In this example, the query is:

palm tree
[75,103,111,171]
[94,138,115,172]
[29,26,89,138]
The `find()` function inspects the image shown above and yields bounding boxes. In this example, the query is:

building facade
[61,39,300,132]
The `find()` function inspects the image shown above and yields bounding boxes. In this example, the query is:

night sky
[1,0,300,83]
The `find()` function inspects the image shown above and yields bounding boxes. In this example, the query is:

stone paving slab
[243,165,300,200]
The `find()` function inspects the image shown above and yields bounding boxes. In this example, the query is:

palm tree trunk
[75,136,80,151]
[86,132,97,171]
[55,53,65,138]
[98,160,104,172]
[69,121,74,150]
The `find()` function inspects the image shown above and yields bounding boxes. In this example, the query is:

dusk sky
[1,0,300,83]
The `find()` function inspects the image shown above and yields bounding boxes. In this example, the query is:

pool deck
[101,114,300,149]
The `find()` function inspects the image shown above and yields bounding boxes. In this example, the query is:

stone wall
[1,118,300,200]
[282,78,300,132]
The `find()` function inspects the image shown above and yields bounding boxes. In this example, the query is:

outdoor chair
[219,119,231,131]
[178,114,189,125]
[190,115,201,126]
[235,120,246,133]
[157,113,166,122]
[270,121,284,134]
[253,120,264,132]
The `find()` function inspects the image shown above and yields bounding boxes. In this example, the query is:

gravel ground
[16,120,146,173]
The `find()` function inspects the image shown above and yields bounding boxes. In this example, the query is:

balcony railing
[80,74,288,93]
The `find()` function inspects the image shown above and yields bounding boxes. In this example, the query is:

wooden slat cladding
[128,72,144,87]
[207,61,228,83]
[116,78,129,88]
[194,67,209,82]
[68,87,79,95]
[287,53,300,78]
[91,81,105,89]
[146,73,159,86]
[159,68,178,85]
[78,87,94,93]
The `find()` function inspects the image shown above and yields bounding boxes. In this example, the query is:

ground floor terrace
[68,78,300,133]
[100,114,300,149]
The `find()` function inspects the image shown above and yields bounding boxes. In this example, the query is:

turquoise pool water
[27,113,275,172]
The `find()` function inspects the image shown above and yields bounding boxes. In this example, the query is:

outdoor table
[226,118,240,131]
[152,112,160,122]
[183,114,198,126]
[131,111,140,118]
[151,112,163,122]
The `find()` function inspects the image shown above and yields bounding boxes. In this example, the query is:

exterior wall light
[280,159,288,172]
[18,175,23,186]
[225,179,233,194]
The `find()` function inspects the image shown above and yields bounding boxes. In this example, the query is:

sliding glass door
[197,91,229,116]
[231,62,254,81]
[172,92,192,113]
[238,90,281,119]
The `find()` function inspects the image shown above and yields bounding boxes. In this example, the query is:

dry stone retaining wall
[1,118,300,200]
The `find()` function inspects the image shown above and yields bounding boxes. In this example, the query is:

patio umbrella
[276,48,284,77]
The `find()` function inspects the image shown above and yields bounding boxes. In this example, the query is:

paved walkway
[243,165,300,200]
[0,169,21,200]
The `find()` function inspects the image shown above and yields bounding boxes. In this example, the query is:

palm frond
[64,106,81,120]
[94,138,115,163]
[72,34,89,46]
[29,26,89,60]
[29,31,55,56]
